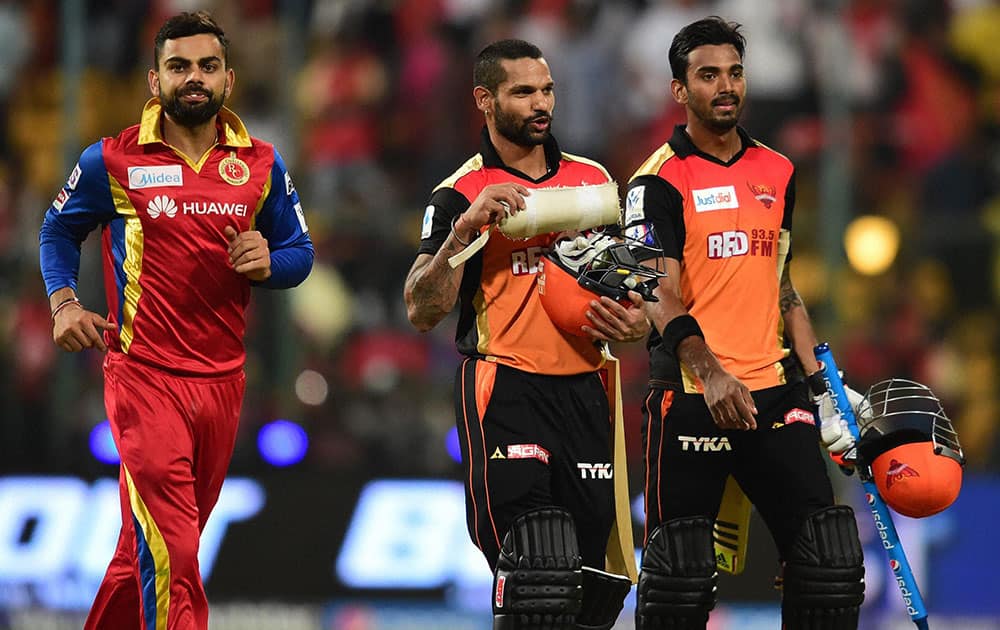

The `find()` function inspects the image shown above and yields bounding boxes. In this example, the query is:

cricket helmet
[856,379,964,518]
[538,225,665,337]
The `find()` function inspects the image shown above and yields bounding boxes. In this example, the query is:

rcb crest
[219,152,250,186]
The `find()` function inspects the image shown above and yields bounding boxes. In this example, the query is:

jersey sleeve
[625,174,685,261]
[415,186,471,256]
[783,168,796,261]
[39,141,116,296]
[254,148,314,288]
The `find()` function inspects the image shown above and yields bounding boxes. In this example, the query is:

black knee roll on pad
[493,507,583,630]
[635,516,717,630]
[781,505,865,630]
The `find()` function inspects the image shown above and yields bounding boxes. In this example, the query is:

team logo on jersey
[626,185,645,224]
[52,188,71,211]
[421,206,434,239]
[692,185,739,212]
[625,221,656,246]
[219,153,250,186]
[294,202,309,233]
[883,459,920,489]
[67,163,82,190]
[128,165,183,189]
[146,195,177,219]
[747,182,777,209]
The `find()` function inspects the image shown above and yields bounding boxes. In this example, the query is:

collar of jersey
[668,124,754,165]
[478,126,561,183]
[137,98,253,149]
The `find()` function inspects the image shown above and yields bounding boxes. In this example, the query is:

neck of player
[686,123,741,163]
[489,128,548,179]
[163,115,219,163]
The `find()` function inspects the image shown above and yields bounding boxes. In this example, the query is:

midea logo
[147,195,177,219]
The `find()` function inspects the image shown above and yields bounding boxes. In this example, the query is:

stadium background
[0,0,997,628]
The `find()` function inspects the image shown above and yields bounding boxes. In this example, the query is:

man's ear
[148,69,159,97]
[670,78,687,106]
[473,85,493,115]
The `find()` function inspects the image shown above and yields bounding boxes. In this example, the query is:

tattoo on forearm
[406,238,466,320]
[779,270,803,314]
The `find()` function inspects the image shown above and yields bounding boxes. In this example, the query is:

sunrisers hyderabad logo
[884,459,920,489]
[219,153,250,186]
[747,182,777,209]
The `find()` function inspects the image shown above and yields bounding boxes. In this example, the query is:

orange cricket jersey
[626,125,799,392]
[416,129,613,375]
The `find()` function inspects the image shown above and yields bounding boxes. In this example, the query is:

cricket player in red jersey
[38,12,313,630]
[404,40,647,630]
[626,17,864,630]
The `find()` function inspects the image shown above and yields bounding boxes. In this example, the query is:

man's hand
[224,225,271,281]
[53,302,117,352]
[702,368,758,431]
[815,385,865,455]
[453,183,530,241]
[583,290,650,343]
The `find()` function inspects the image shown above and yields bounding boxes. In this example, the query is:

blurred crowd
[0,0,997,481]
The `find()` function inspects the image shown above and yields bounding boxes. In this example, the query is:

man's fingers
[82,321,108,352]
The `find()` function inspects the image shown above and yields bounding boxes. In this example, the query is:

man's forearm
[404,238,468,331]
[780,268,820,374]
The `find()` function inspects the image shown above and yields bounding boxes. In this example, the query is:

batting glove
[814,386,865,455]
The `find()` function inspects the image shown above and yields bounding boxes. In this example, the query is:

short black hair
[474,39,544,94]
[669,16,745,82]
[153,11,230,68]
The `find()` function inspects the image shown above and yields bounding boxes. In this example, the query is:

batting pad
[448,183,622,268]
[714,475,751,575]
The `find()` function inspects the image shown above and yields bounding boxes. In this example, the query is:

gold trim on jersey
[136,98,253,172]
[250,169,273,231]
[473,288,491,355]
[562,152,613,181]
[433,154,484,192]
[629,142,677,180]
[109,174,143,352]
[138,98,252,147]
[123,464,171,630]
[749,137,791,162]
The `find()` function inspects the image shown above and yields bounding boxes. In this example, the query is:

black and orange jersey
[626,124,800,393]
[417,128,613,375]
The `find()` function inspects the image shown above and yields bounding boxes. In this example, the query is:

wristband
[661,314,704,355]
[807,367,827,398]
[51,297,81,320]
[450,214,472,247]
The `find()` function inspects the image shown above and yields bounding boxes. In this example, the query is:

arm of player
[404,183,529,332]
[780,262,864,455]
[644,257,758,430]
[239,153,314,288]
[779,259,821,375]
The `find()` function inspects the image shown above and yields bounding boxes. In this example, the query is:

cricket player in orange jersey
[626,17,865,630]
[405,39,646,630]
